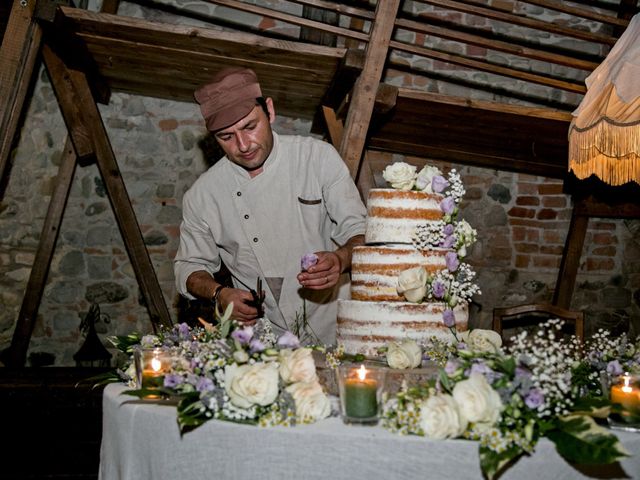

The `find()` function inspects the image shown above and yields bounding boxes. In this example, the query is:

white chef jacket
[174,132,366,344]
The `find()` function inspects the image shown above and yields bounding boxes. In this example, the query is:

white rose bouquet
[104,303,331,432]
[386,339,423,369]
[383,322,632,480]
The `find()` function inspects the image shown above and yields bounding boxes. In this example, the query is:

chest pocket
[298,197,321,205]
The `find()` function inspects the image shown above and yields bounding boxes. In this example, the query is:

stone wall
[0,0,638,366]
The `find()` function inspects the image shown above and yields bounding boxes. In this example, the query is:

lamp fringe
[568,121,640,186]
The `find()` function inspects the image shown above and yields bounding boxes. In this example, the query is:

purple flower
[443,224,455,236]
[444,359,460,374]
[432,280,446,299]
[470,361,491,376]
[432,175,449,193]
[440,197,455,215]
[164,374,182,388]
[231,326,254,345]
[177,322,190,338]
[301,253,319,271]
[524,388,544,409]
[515,366,532,379]
[196,376,214,393]
[445,252,459,272]
[607,360,623,376]
[440,235,455,248]
[442,309,455,327]
[249,338,266,353]
[277,331,301,349]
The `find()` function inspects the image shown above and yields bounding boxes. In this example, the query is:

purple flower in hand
[277,331,301,349]
[524,388,544,409]
[432,280,446,299]
[301,253,319,271]
[607,360,623,376]
[432,175,449,193]
[196,376,214,393]
[440,197,455,215]
[445,252,459,272]
[249,338,266,353]
[443,309,455,327]
[231,326,254,345]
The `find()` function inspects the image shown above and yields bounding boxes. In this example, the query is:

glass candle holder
[134,347,172,398]
[337,364,386,425]
[608,372,640,432]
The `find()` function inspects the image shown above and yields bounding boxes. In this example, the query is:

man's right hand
[217,287,259,324]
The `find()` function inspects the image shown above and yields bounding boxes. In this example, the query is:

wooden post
[4,137,77,367]
[42,41,172,330]
[339,0,401,180]
[0,0,43,187]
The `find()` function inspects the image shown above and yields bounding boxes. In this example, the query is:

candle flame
[357,364,368,381]
[151,357,162,372]
[622,374,632,393]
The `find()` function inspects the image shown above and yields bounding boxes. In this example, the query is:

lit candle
[139,348,169,394]
[610,373,640,419]
[344,365,378,419]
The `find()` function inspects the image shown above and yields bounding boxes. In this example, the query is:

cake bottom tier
[337,300,469,356]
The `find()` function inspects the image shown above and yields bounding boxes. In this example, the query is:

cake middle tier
[350,245,449,301]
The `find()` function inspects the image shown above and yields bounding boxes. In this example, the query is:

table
[100,383,640,480]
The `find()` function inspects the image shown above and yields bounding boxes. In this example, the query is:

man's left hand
[297,251,342,290]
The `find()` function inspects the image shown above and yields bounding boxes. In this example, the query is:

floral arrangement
[382,161,480,326]
[108,303,331,433]
[382,321,636,479]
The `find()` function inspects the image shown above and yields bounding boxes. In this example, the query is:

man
[174,67,366,344]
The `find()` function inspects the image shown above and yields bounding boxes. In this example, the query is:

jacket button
[244,214,249,219]
[253,237,258,243]
[236,192,242,196]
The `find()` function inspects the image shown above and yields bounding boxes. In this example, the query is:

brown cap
[194,67,262,131]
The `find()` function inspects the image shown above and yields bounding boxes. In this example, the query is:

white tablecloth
[99,383,640,480]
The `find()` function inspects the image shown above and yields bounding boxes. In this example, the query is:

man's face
[214,98,275,176]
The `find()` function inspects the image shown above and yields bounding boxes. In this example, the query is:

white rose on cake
[279,348,318,384]
[415,165,443,193]
[459,329,502,353]
[452,372,503,429]
[387,339,423,369]
[286,381,331,422]
[382,162,416,191]
[420,393,468,439]
[396,266,428,302]
[224,362,280,408]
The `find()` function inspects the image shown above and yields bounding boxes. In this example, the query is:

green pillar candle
[345,378,378,418]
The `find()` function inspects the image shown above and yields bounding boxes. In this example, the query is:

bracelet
[211,285,226,306]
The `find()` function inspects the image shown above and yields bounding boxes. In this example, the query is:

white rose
[224,362,279,408]
[286,381,331,422]
[420,394,467,439]
[382,162,416,191]
[458,329,503,353]
[396,266,428,303]
[387,340,422,369]
[279,348,318,384]
[415,165,442,193]
[452,372,502,426]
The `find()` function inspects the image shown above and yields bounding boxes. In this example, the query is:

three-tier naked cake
[336,163,479,356]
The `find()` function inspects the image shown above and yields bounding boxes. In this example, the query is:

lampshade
[568,13,640,186]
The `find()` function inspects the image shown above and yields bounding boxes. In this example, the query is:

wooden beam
[553,203,589,309]
[322,105,343,148]
[339,0,401,180]
[0,0,43,187]
[42,37,173,331]
[41,43,95,160]
[5,137,77,367]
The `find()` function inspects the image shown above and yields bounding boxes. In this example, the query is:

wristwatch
[211,285,226,306]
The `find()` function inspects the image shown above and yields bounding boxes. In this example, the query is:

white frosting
[351,246,448,301]
[337,300,469,356]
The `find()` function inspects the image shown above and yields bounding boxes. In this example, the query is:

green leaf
[547,414,629,465]
[479,444,523,480]
[176,393,210,435]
